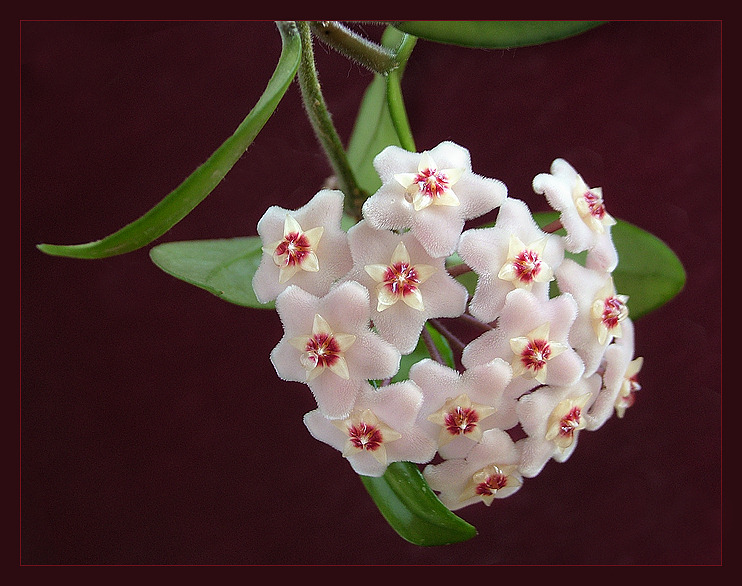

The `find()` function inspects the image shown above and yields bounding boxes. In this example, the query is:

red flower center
[520,338,551,372]
[304,333,342,369]
[512,249,542,283]
[275,231,312,267]
[347,422,384,452]
[413,168,450,199]
[382,262,420,297]
[601,296,625,329]
[583,190,608,219]
[559,406,583,438]
[443,405,480,437]
[475,472,508,497]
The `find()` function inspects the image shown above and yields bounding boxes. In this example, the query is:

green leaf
[346,26,412,196]
[149,237,272,309]
[604,219,686,319]
[392,21,605,49]
[360,461,477,546]
[533,212,686,319]
[37,21,302,259]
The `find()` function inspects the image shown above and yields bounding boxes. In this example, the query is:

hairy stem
[309,21,399,74]
[296,21,367,215]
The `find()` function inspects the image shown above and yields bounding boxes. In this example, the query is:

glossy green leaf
[346,26,412,195]
[149,237,272,309]
[392,21,605,49]
[360,461,477,546]
[534,212,685,319]
[37,22,302,259]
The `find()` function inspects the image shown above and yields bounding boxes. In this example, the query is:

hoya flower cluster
[253,141,643,510]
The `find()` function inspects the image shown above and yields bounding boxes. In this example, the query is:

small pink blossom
[303,380,437,477]
[462,288,585,389]
[532,158,618,272]
[423,428,523,511]
[556,258,630,376]
[409,357,513,460]
[270,281,401,419]
[345,220,468,354]
[458,198,564,322]
[253,189,353,303]
[362,141,507,258]
[515,376,601,478]
[586,318,643,429]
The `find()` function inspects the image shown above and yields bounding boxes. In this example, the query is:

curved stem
[296,21,367,213]
[386,33,417,152]
[309,21,399,74]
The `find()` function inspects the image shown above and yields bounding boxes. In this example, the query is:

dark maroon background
[21,21,721,565]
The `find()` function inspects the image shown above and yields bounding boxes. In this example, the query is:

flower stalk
[309,21,400,75]
[295,21,368,217]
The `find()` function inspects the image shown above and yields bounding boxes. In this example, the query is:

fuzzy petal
[253,190,353,303]
[363,141,507,257]
[346,221,467,354]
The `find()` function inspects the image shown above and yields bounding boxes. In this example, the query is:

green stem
[296,21,367,217]
[309,21,399,75]
[385,33,417,152]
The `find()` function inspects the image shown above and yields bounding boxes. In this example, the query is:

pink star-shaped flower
[362,141,507,258]
[585,317,643,429]
[270,281,401,419]
[253,189,353,303]
[462,288,585,389]
[345,220,468,354]
[458,197,565,322]
[409,357,512,460]
[532,158,618,272]
[303,380,437,477]
[515,376,601,478]
[423,428,523,511]
[556,258,630,376]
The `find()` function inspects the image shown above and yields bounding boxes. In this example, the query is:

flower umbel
[251,141,651,522]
